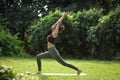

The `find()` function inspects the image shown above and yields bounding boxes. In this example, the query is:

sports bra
[47,34,56,44]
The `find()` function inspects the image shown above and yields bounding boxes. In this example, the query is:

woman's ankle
[36,71,41,74]
[77,69,82,75]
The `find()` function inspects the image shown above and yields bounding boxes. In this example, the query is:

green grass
[0,57,120,80]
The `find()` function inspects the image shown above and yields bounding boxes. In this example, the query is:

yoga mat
[25,72,88,76]
[42,73,88,76]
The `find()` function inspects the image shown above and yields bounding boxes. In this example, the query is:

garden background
[0,0,120,80]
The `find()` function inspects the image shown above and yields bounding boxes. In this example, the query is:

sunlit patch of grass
[0,57,120,80]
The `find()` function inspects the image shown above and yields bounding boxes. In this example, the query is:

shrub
[94,6,120,60]
[29,10,80,56]
[29,9,103,58]
[73,8,103,57]
[29,10,62,54]
[0,65,16,80]
[0,27,26,57]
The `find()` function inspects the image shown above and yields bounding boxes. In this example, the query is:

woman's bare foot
[77,69,82,75]
[36,71,41,75]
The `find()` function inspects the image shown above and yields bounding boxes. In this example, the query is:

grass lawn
[0,57,120,80]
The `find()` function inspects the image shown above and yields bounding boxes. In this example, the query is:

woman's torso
[47,42,54,49]
[47,34,56,49]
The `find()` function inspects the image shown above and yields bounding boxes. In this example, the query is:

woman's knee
[57,59,69,66]
[36,54,41,59]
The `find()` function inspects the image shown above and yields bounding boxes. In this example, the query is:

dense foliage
[29,10,63,54]
[0,0,49,41]
[0,28,26,57]
[0,0,120,60]
[73,9,103,57]
[29,7,120,60]
[95,6,120,59]
[0,0,119,40]
[29,9,102,57]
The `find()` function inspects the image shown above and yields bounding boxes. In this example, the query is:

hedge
[0,28,26,57]
[94,6,120,60]
[29,9,103,58]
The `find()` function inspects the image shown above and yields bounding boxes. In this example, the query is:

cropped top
[47,34,56,44]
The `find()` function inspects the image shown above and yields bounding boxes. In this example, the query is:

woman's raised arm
[51,12,68,30]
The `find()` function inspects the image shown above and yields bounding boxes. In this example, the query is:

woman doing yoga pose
[36,12,82,75]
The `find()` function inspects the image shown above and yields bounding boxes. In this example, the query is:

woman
[36,12,82,75]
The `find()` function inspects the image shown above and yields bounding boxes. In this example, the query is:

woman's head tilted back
[51,24,65,32]
[59,25,65,32]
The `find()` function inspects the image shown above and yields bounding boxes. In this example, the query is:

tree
[0,0,119,40]
[0,0,49,40]
[0,0,119,56]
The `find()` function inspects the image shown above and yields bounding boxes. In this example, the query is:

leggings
[36,46,78,71]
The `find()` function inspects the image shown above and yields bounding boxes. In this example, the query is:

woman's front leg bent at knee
[36,51,51,74]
